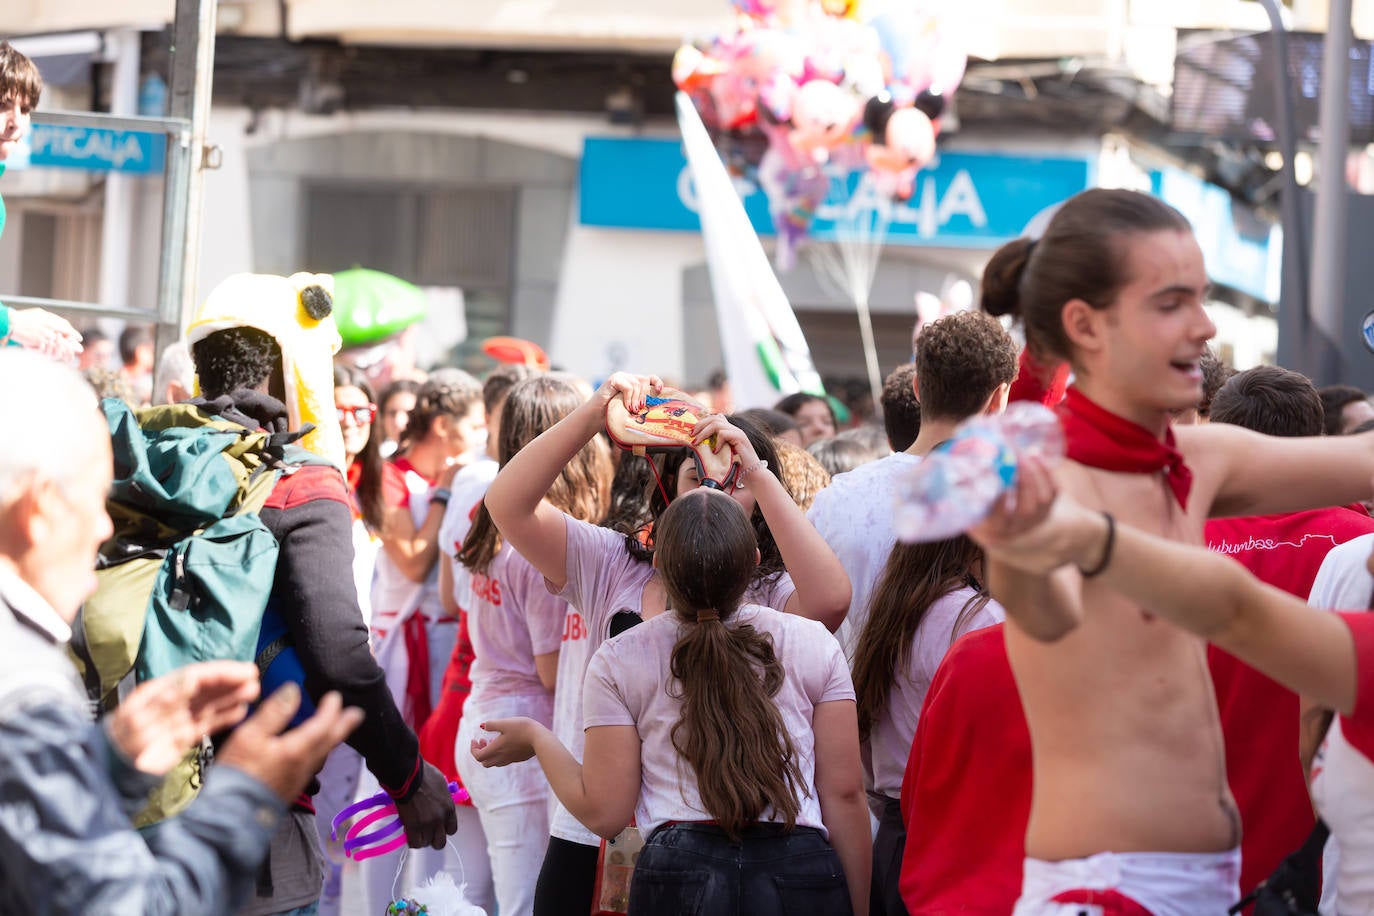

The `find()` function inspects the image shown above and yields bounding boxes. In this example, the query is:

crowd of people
[9,35,1374,916]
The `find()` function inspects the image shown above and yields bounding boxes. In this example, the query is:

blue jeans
[628,822,852,916]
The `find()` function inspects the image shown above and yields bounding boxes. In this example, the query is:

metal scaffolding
[0,0,217,357]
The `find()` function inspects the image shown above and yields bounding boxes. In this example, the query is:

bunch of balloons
[674,0,966,268]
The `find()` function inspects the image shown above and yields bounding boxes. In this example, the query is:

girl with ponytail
[472,482,869,915]
[477,372,853,916]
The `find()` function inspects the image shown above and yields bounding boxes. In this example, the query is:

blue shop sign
[579,137,1093,249]
[26,124,165,174]
[1151,167,1280,304]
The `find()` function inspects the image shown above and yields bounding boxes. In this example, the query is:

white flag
[676,92,825,410]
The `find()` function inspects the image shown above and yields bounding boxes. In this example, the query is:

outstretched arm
[470,717,640,839]
[972,460,1361,714]
[485,373,662,592]
[987,561,1084,643]
[1181,422,1374,518]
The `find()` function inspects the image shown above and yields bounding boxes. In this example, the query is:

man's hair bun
[980,237,1035,319]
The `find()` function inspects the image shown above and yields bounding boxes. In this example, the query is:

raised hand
[107,661,261,776]
[691,413,758,470]
[967,456,1098,575]
[596,372,664,413]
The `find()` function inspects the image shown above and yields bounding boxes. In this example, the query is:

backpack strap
[255,633,292,675]
[237,462,285,520]
[66,612,105,717]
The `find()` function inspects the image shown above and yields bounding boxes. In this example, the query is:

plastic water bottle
[893,401,1064,543]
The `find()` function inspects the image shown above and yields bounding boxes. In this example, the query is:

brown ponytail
[656,490,805,839]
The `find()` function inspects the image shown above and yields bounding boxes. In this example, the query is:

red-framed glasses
[337,404,377,425]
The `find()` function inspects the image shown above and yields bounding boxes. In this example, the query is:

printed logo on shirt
[563,610,587,642]
[471,572,502,605]
[1208,533,1338,555]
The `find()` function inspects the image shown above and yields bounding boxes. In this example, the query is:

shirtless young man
[977,188,1374,915]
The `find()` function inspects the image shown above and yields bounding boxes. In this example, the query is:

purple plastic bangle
[332,782,470,861]
[330,792,390,841]
[352,833,410,861]
[343,808,406,853]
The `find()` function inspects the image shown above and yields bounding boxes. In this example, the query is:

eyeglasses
[337,404,377,425]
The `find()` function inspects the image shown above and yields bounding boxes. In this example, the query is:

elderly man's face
[33,415,114,621]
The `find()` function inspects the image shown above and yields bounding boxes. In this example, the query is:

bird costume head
[185,272,346,468]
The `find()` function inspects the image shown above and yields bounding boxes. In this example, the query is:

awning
[284,0,733,52]
[0,4,172,35]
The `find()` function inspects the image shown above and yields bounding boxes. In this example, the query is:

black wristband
[429,487,451,506]
[1078,512,1115,579]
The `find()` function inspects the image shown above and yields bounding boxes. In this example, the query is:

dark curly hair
[600,450,660,542]
[914,311,1018,421]
[879,363,920,452]
[397,368,483,453]
[192,327,284,401]
[1197,347,1233,420]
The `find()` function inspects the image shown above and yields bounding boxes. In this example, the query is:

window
[304,183,515,368]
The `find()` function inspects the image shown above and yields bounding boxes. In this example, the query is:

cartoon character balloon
[674,0,967,266]
[862,95,937,200]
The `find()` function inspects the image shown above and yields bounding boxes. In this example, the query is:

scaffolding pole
[155,0,218,358]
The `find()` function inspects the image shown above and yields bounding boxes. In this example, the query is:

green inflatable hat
[331,268,429,348]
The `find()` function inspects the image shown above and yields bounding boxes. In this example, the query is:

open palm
[108,661,260,775]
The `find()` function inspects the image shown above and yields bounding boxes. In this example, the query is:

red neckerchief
[1057,387,1193,509]
[345,460,365,522]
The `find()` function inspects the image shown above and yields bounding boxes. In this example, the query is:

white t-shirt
[866,586,1005,800]
[371,463,438,641]
[1310,533,1374,611]
[1308,533,1374,916]
[437,458,499,614]
[806,452,923,657]
[549,516,796,846]
[351,517,380,630]
[465,544,565,707]
[582,604,855,838]
[370,462,446,716]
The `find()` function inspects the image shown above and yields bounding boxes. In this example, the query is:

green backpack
[70,398,320,824]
